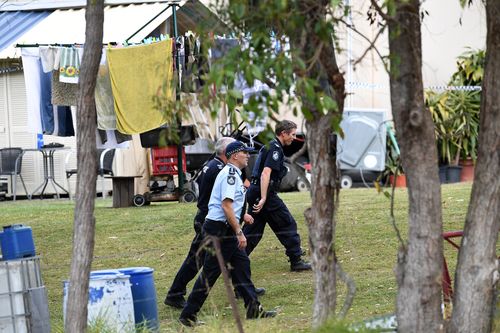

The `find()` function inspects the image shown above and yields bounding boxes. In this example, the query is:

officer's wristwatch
[236,229,243,236]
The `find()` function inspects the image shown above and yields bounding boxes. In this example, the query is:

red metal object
[442,231,463,307]
[442,231,500,318]
[151,146,186,176]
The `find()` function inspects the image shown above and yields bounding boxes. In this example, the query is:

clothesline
[15,42,124,48]
[18,36,270,143]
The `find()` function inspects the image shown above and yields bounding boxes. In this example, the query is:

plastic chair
[65,148,115,199]
[0,148,28,201]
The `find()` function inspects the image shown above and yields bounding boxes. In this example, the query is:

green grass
[0,183,473,332]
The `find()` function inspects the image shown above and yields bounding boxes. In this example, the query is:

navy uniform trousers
[181,219,259,317]
[243,184,302,259]
[167,209,206,299]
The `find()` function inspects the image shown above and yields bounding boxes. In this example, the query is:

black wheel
[296,176,310,192]
[181,190,197,203]
[133,194,147,207]
[340,175,353,189]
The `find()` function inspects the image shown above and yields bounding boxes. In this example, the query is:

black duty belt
[206,218,228,224]
[250,178,281,191]
[205,219,234,236]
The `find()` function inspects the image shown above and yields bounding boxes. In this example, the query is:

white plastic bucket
[63,272,134,333]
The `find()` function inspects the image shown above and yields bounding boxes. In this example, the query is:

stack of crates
[0,225,50,333]
[151,146,186,176]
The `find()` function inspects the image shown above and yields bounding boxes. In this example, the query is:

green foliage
[197,0,345,139]
[449,48,485,86]
[426,48,483,164]
[382,123,403,177]
[426,90,480,164]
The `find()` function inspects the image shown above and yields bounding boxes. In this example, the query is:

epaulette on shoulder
[217,163,224,169]
[273,142,280,148]
[229,167,236,175]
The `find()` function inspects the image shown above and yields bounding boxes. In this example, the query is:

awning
[0,0,225,59]
[0,11,51,57]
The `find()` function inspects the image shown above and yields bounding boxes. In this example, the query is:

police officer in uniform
[164,137,235,309]
[244,120,311,271]
[179,141,276,326]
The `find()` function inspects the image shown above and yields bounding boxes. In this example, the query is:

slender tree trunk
[449,1,500,331]
[304,116,339,328]
[387,1,444,331]
[65,1,104,332]
[289,0,346,327]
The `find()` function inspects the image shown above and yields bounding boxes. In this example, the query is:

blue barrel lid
[118,267,154,275]
[90,273,130,281]
[3,224,30,231]
[90,269,121,276]
[90,269,130,280]
[63,271,130,285]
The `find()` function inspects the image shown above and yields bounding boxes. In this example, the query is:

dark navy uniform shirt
[196,156,225,215]
[251,138,288,183]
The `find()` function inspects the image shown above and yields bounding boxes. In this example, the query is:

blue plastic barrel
[0,225,36,260]
[118,267,158,331]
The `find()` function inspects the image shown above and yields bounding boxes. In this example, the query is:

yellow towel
[107,40,174,134]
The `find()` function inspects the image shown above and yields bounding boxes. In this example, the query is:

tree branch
[336,261,356,318]
[369,0,394,23]
[338,18,389,72]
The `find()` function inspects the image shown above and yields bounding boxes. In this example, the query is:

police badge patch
[227,175,236,185]
[272,151,279,161]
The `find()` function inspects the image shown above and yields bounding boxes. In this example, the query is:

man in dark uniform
[243,120,311,271]
[165,137,264,309]
[164,137,235,309]
[179,141,276,326]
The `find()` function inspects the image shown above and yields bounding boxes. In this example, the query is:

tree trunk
[289,0,346,327]
[449,0,500,331]
[65,1,104,332]
[304,117,339,328]
[387,1,444,332]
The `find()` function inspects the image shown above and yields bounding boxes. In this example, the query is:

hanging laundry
[181,33,208,93]
[95,49,116,130]
[97,129,130,149]
[39,60,54,134]
[54,106,75,137]
[21,48,43,134]
[107,39,174,135]
[59,47,80,84]
[51,70,79,106]
[39,46,61,73]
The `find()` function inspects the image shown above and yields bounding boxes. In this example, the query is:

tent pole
[124,3,173,43]
[171,1,186,200]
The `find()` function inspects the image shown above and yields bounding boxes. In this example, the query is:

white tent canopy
[0,0,221,58]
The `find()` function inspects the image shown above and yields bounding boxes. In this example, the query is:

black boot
[246,302,277,319]
[290,257,312,271]
[164,295,186,309]
[235,287,266,299]
[179,311,204,327]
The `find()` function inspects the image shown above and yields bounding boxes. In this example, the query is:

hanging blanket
[95,50,117,130]
[51,70,79,106]
[107,40,174,134]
